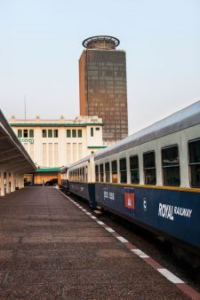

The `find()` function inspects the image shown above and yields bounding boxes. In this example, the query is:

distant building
[79,35,128,144]
[9,115,105,183]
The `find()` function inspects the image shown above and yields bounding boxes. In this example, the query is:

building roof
[82,35,120,49]
[9,116,104,127]
[10,122,104,127]
[0,110,36,174]
[35,167,60,173]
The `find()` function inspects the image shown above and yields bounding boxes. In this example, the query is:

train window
[143,152,156,185]
[79,168,82,181]
[120,158,127,183]
[95,165,99,182]
[189,140,200,187]
[162,146,180,186]
[130,155,139,184]
[112,160,118,183]
[100,164,104,182]
[85,166,88,181]
[82,167,85,181]
[105,162,110,182]
[82,167,84,181]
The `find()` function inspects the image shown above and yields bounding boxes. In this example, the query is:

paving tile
[0,187,191,300]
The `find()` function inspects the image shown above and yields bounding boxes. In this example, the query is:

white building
[9,115,106,169]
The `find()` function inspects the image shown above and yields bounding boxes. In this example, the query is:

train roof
[60,165,71,173]
[95,100,200,160]
[67,154,94,170]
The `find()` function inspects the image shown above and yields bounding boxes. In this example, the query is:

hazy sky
[0,0,200,134]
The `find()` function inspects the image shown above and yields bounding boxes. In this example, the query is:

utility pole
[24,95,26,119]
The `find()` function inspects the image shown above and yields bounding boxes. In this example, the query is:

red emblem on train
[124,192,135,209]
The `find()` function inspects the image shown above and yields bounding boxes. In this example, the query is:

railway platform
[0,186,199,300]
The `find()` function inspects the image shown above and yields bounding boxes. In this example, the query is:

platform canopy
[0,110,35,174]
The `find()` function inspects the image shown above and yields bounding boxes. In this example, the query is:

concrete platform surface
[0,187,191,300]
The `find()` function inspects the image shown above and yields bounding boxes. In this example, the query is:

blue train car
[61,101,200,259]
[62,155,97,208]
[68,181,96,208]
[60,166,69,190]
[95,184,200,253]
[94,101,200,256]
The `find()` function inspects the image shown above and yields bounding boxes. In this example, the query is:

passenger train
[60,101,200,262]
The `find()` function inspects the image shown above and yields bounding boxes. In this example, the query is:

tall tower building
[79,35,128,144]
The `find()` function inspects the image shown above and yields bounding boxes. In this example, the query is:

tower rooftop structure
[82,35,120,50]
